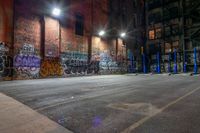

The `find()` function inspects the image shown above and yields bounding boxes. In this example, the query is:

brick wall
[1,0,127,80]
[0,0,13,45]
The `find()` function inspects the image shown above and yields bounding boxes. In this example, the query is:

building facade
[145,0,200,73]
[109,0,145,72]
[0,0,127,80]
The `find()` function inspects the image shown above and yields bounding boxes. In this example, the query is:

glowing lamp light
[52,8,61,16]
[120,32,126,38]
[99,30,105,36]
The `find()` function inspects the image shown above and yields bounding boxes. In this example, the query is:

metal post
[128,51,134,73]
[183,51,187,73]
[157,52,161,73]
[174,49,178,74]
[194,48,198,74]
[168,53,171,73]
[130,53,134,73]
[143,53,147,73]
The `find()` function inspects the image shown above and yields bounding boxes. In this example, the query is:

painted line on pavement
[121,86,200,133]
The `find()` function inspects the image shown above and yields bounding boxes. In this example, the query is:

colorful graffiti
[61,51,87,75]
[98,51,125,73]
[14,44,41,78]
[0,42,12,78]
[99,52,118,71]
[91,50,127,74]
[61,51,98,76]
[40,58,63,78]
[14,55,40,68]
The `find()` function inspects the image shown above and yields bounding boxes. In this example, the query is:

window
[156,28,162,39]
[75,14,84,36]
[133,0,136,8]
[172,41,179,50]
[149,29,155,40]
[165,42,171,53]
[169,7,179,18]
[165,26,171,37]
[148,11,161,24]
[171,25,179,35]
[148,13,154,24]
[154,12,161,22]
[163,8,170,20]
[148,0,161,10]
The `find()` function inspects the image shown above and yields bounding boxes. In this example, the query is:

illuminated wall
[0,0,128,80]
[0,0,13,45]
[13,1,41,79]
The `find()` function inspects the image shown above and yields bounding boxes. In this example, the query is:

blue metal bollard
[183,51,187,73]
[143,54,147,73]
[174,50,178,74]
[157,52,161,73]
[194,48,198,74]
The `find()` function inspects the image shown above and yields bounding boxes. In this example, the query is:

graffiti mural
[98,51,127,74]
[0,42,12,78]
[91,50,127,74]
[61,52,87,76]
[61,51,99,76]
[40,58,63,78]
[99,52,118,73]
[14,44,41,79]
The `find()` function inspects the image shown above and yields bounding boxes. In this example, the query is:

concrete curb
[0,93,73,133]
[125,73,200,77]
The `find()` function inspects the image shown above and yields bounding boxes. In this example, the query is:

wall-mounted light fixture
[52,7,61,16]
[98,30,105,36]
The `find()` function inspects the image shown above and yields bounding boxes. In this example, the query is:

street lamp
[120,32,126,38]
[98,30,105,36]
[52,7,61,16]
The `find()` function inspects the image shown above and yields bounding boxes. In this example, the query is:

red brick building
[0,0,127,80]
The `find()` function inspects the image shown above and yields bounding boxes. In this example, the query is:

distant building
[145,0,200,73]
[109,0,145,72]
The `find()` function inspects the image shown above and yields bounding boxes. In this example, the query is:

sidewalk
[0,93,73,133]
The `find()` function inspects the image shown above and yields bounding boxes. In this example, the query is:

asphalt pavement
[0,74,200,133]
